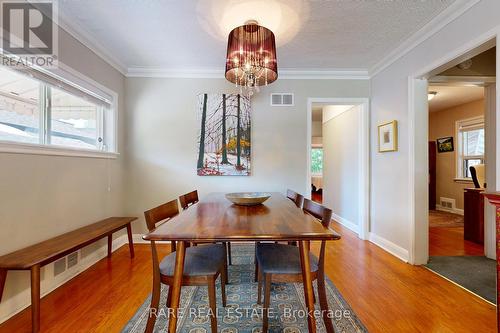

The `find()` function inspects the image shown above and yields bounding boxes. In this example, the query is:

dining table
[143,192,341,333]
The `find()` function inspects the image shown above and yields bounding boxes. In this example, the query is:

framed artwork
[378,120,398,152]
[436,136,454,153]
[196,93,251,176]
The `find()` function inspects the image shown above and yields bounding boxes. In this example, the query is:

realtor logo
[1,0,58,67]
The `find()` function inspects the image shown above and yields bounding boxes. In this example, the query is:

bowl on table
[225,192,271,206]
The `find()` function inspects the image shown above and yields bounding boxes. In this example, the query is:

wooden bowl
[225,192,271,206]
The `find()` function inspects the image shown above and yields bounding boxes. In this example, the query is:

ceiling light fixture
[428,91,438,101]
[225,20,278,96]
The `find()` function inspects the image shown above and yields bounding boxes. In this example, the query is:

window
[0,63,114,154]
[456,117,484,179]
[311,148,323,175]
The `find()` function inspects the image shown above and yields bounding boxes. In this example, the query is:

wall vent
[54,258,66,276]
[67,252,79,269]
[270,93,294,106]
[439,197,456,211]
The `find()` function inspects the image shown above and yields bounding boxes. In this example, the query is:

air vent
[439,197,455,211]
[67,252,78,269]
[54,258,66,276]
[270,93,294,106]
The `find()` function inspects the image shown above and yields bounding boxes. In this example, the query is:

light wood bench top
[0,217,137,269]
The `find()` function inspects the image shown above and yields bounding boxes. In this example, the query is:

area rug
[429,210,464,228]
[122,245,368,333]
[425,256,496,304]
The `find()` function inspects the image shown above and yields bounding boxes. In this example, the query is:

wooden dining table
[143,192,341,332]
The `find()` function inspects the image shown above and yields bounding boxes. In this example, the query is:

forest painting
[196,93,251,176]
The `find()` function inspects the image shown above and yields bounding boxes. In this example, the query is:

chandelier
[225,20,278,95]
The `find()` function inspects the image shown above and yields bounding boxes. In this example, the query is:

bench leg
[31,265,40,333]
[0,269,7,302]
[107,234,113,258]
[126,223,135,259]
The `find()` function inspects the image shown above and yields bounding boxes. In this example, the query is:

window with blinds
[456,116,484,178]
[0,58,115,152]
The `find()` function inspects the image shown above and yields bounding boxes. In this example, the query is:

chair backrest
[144,199,179,232]
[303,198,332,228]
[470,164,486,189]
[286,189,304,208]
[179,190,199,210]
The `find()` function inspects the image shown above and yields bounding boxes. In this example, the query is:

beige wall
[429,99,484,210]
[0,27,126,322]
[124,77,369,234]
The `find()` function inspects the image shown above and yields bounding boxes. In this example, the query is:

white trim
[435,204,464,216]
[369,232,409,262]
[58,15,128,75]
[126,67,370,80]
[0,141,119,159]
[306,97,370,240]
[331,213,359,235]
[0,235,128,324]
[370,0,481,77]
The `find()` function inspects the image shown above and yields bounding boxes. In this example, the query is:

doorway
[306,98,370,240]
[411,40,496,304]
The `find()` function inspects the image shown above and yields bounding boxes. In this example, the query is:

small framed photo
[436,136,454,153]
[378,120,398,152]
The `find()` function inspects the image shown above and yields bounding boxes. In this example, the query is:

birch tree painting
[196,93,251,176]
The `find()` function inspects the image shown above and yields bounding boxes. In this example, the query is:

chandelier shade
[225,22,278,88]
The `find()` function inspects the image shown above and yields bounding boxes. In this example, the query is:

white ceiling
[428,85,484,112]
[58,0,456,74]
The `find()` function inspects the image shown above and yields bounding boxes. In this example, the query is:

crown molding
[57,12,128,76]
[126,67,370,79]
[369,0,481,77]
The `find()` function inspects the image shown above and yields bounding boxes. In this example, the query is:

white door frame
[408,28,499,264]
[306,97,370,240]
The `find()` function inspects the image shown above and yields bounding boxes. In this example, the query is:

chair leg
[254,243,259,282]
[262,273,271,333]
[223,244,229,284]
[207,278,218,333]
[166,286,173,308]
[220,269,227,307]
[227,242,232,265]
[257,269,262,304]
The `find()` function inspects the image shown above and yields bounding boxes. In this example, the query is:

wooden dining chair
[180,190,233,266]
[287,189,304,208]
[255,198,334,332]
[144,199,227,333]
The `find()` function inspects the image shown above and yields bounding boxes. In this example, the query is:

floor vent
[270,93,294,106]
[54,258,66,276]
[439,197,456,211]
[67,252,79,269]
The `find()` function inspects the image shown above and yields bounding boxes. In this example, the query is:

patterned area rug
[122,245,367,333]
[429,210,464,228]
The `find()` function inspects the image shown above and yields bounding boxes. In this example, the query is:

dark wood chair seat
[159,244,226,276]
[256,243,319,274]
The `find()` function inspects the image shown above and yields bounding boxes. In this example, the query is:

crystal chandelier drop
[225,20,278,96]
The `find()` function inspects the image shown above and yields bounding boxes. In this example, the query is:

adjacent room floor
[0,222,494,333]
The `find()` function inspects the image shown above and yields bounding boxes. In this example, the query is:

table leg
[317,254,334,332]
[168,241,186,333]
[107,234,113,258]
[126,223,135,258]
[31,265,40,333]
[145,242,161,333]
[299,240,317,333]
[0,269,7,302]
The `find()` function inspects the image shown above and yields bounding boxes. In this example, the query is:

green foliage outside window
[311,148,323,175]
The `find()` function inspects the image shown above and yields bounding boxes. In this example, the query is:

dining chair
[255,198,333,332]
[144,199,227,333]
[286,189,304,208]
[180,190,233,266]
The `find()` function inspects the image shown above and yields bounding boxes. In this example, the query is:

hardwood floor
[0,223,495,332]
[429,226,484,256]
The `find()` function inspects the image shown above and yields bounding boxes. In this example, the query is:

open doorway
[306,98,370,240]
[413,43,496,304]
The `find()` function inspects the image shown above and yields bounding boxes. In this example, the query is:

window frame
[455,116,484,180]
[0,61,118,159]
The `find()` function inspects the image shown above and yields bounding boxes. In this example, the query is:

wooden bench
[0,216,137,332]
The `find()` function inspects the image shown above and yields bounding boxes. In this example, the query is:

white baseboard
[0,235,128,324]
[369,232,409,262]
[435,204,464,216]
[331,213,359,235]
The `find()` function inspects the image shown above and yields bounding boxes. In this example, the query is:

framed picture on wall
[436,136,454,153]
[378,120,398,152]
